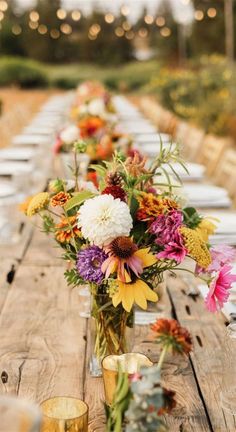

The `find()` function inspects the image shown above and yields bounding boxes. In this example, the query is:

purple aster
[77,245,108,285]
[150,210,183,246]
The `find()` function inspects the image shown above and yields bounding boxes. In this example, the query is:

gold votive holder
[102,353,153,406]
[40,396,88,432]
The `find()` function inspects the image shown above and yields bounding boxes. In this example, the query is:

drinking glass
[220,323,236,414]
[40,396,88,432]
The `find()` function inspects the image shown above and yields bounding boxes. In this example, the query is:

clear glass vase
[220,323,236,415]
[89,292,134,377]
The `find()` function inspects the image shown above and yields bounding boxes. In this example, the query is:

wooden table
[0,227,235,432]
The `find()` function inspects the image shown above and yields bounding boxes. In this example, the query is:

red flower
[102,185,127,202]
[151,318,192,355]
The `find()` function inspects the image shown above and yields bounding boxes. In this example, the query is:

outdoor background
[0,0,235,144]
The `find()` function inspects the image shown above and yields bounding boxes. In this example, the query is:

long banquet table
[0,94,235,432]
[0,226,234,432]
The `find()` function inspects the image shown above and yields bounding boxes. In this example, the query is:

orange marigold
[151,318,192,355]
[51,192,70,207]
[136,193,165,222]
[55,216,80,243]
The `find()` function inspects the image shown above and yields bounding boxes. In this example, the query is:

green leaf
[129,195,139,218]
[64,190,95,211]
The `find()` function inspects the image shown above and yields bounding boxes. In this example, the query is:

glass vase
[89,292,134,377]
[220,323,236,415]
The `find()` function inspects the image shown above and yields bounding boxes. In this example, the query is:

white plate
[184,184,229,202]
[203,212,236,234]
[0,161,33,175]
[0,148,35,161]
[136,133,170,143]
[163,162,205,181]
[0,182,16,197]
[12,135,50,146]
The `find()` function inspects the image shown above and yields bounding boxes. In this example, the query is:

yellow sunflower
[112,278,158,312]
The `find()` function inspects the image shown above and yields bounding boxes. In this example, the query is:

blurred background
[0,0,235,145]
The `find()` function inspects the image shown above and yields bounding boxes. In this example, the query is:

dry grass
[0,87,62,148]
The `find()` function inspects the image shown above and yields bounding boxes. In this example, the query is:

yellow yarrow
[27,192,50,217]
[180,226,212,269]
[195,218,217,242]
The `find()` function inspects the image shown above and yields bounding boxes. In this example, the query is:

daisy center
[110,237,137,259]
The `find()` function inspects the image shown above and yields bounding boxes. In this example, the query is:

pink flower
[196,245,236,274]
[53,136,62,154]
[150,211,183,246]
[157,231,187,264]
[205,265,236,312]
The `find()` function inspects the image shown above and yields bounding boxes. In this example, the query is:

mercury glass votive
[102,353,153,405]
[40,397,88,432]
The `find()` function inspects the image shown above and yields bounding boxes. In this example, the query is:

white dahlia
[60,125,80,144]
[77,194,133,246]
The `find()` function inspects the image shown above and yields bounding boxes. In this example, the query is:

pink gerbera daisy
[157,232,187,264]
[205,264,236,312]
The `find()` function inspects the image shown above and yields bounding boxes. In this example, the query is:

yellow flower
[195,218,217,242]
[180,226,211,269]
[19,196,33,215]
[27,192,50,216]
[112,278,158,312]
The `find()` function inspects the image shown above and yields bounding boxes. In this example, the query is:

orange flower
[19,196,32,215]
[55,216,80,243]
[79,116,105,138]
[51,192,70,207]
[136,192,179,223]
[125,151,147,177]
[151,318,192,355]
[96,135,113,160]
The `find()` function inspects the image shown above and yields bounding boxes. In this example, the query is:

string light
[122,21,131,31]
[115,26,124,37]
[125,30,134,40]
[71,10,81,21]
[156,16,165,27]
[12,24,22,35]
[160,26,171,37]
[144,15,154,25]
[138,28,148,38]
[0,1,7,12]
[207,8,217,18]
[29,20,38,29]
[57,9,67,20]
[38,24,47,34]
[104,13,114,24]
[0,11,4,21]
[60,23,72,34]
[89,23,101,36]
[88,33,97,40]
[181,0,190,4]
[195,10,204,21]
[121,5,130,17]
[29,11,39,22]
[50,29,60,39]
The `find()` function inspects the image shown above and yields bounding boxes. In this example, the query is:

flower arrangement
[105,318,192,432]
[22,141,236,375]
[54,81,132,161]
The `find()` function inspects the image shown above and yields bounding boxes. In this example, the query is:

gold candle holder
[40,397,88,432]
[102,353,153,406]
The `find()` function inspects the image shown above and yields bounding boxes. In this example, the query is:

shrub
[0,57,48,88]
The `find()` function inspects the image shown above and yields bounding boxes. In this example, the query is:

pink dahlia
[205,264,236,312]
[157,231,187,264]
[150,210,183,246]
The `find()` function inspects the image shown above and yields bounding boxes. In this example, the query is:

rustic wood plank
[23,228,62,266]
[0,265,87,407]
[168,275,236,431]
[0,222,33,260]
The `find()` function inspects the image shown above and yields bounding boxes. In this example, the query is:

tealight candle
[40,397,88,432]
[102,353,153,405]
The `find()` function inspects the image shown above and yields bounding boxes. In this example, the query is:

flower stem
[157,345,168,370]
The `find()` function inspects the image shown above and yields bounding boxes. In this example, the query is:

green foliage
[183,207,202,229]
[147,55,236,136]
[41,214,55,234]
[106,368,132,432]
[64,268,84,287]
[64,190,95,212]
[0,56,48,88]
